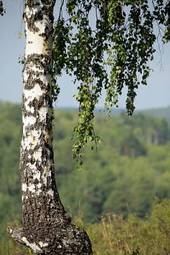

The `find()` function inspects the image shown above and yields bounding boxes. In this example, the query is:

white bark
[21,0,55,200]
[10,1,92,254]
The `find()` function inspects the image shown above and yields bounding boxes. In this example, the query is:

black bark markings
[10,1,93,254]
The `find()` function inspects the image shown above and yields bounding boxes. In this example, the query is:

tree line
[0,102,170,229]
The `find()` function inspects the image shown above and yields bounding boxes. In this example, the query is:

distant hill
[101,106,170,122]
[139,106,170,123]
[1,100,169,121]
[95,106,170,122]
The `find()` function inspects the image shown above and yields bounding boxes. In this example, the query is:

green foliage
[0,0,5,16]
[52,0,170,160]
[88,200,170,255]
[1,102,170,253]
[1,102,170,221]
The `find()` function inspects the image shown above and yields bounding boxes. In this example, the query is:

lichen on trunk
[9,1,92,254]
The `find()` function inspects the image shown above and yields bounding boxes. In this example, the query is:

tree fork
[9,1,92,254]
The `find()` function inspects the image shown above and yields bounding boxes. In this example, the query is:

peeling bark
[10,1,92,254]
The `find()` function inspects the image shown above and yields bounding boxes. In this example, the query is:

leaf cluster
[0,0,4,16]
[52,0,170,160]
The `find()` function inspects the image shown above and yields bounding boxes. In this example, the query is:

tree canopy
[52,0,170,161]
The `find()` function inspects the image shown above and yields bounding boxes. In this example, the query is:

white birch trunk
[9,1,92,254]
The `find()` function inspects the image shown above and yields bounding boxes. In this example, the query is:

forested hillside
[1,101,170,254]
[141,106,170,123]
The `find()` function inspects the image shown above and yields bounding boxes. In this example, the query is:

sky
[0,0,170,110]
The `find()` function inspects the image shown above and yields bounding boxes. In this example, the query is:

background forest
[1,101,170,254]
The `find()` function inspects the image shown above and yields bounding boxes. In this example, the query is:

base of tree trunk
[9,220,92,255]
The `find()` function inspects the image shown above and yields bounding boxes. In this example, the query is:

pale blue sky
[0,0,170,110]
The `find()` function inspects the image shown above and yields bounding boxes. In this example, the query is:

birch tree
[8,1,92,254]
[1,0,170,254]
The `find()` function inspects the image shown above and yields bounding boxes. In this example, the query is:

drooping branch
[52,0,170,161]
